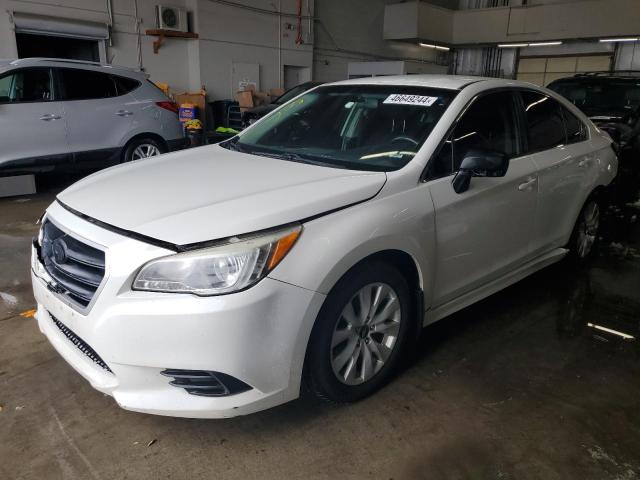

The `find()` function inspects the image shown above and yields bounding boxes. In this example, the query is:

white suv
[31,76,617,418]
[0,58,184,176]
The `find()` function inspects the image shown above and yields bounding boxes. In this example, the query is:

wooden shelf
[145,29,199,54]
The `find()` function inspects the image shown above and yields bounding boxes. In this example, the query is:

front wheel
[123,138,165,163]
[567,197,601,262]
[304,261,415,403]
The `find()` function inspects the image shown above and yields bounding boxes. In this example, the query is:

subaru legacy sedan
[31,76,617,418]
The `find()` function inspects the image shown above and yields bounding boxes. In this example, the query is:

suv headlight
[133,225,301,296]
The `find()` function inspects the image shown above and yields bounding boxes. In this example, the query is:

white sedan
[31,75,617,418]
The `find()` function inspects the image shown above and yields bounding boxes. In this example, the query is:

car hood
[56,145,386,246]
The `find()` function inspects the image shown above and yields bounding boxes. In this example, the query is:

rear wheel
[304,261,414,403]
[123,137,165,162]
[567,197,601,262]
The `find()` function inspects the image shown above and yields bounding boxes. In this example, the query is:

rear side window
[562,107,588,144]
[113,75,140,95]
[0,68,53,103]
[521,91,566,153]
[59,68,116,100]
[430,91,519,178]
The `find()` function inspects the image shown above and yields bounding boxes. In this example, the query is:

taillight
[156,101,179,114]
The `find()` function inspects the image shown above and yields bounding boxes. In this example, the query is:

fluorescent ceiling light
[599,37,639,43]
[419,42,450,51]
[499,41,563,48]
[528,41,563,46]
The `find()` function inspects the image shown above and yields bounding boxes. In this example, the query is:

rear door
[56,67,134,166]
[426,90,539,306]
[0,67,69,171]
[518,91,592,256]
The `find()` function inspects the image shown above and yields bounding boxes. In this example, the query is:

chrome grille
[39,219,105,307]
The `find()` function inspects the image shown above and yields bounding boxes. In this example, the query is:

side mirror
[452,149,510,194]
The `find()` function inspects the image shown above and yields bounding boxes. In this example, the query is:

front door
[426,91,539,307]
[0,67,69,171]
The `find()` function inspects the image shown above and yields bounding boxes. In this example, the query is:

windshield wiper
[240,149,342,168]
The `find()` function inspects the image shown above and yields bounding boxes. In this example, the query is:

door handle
[116,110,133,117]
[40,114,61,121]
[518,177,537,191]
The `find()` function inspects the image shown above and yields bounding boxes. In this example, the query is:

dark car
[241,81,322,128]
[548,73,640,153]
[549,73,640,204]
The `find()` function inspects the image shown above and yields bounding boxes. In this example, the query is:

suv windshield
[223,85,457,172]
[548,78,640,118]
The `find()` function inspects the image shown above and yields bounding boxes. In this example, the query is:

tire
[567,196,601,263]
[122,137,166,163]
[304,261,415,404]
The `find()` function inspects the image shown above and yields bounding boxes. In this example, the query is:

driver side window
[0,68,53,103]
[430,91,519,178]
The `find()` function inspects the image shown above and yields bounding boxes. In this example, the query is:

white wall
[0,0,191,91]
[313,0,447,83]
[0,0,315,99]
[195,0,314,99]
[0,0,445,100]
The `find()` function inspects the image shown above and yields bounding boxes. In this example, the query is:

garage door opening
[516,54,613,87]
[16,33,100,62]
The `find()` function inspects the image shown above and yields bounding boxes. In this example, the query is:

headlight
[132,225,301,296]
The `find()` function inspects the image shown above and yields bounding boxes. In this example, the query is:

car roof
[549,73,640,84]
[325,74,499,91]
[0,58,148,80]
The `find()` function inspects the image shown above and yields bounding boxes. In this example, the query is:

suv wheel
[568,197,601,261]
[304,261,414,403]
[123,138,165,162]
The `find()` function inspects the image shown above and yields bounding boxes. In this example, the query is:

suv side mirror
[452,149,510,194]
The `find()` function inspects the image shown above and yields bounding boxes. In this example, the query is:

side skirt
[423,248,568,326]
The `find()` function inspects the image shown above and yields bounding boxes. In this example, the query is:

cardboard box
[178,103,197,122]
[175,90,207,127]
[239,83,256,92]
[270,88,285,98]
[253,91,271,106]
[235,90,254,108]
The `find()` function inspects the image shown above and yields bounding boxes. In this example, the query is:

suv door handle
[116,110,133,117]
[518,177,537,191]
[40,114,61,121]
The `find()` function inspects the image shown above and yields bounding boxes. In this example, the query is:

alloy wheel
[330,282,402,386]
[132,143,161,160]
[576,201,600,258]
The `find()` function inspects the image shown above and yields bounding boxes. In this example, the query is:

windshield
[548,79,640,117]
[274,83,315,104]
[222,85,457,172]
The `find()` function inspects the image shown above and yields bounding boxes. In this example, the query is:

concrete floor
[1,173,639,480]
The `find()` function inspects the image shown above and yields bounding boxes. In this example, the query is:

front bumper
[31,202,325,418]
